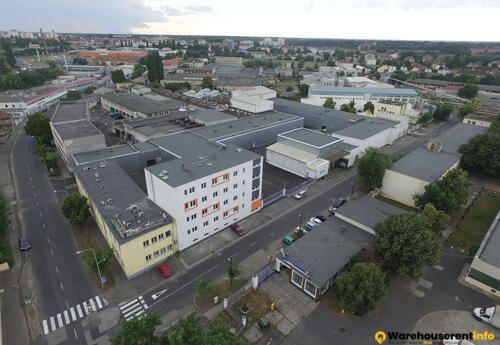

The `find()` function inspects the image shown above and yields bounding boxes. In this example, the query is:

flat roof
[74,160,173,244]
[334,118,398,140]
[148,132,261,187]
[73,144,137,165]
[102,93,185,115]
[389,147,459,182]
[188,109,236,125]
[309,86,418,97]
[477,211,500,268]
[232,96,274,106]
[464,112,497,123]
[434,123,488,155]
[267,142,318,164]
[279,128,342,148]
[53,120,103,140]
[336,195,406,230]
[278,217,373,287]
[191,111,301,142]
[51,101,87,123]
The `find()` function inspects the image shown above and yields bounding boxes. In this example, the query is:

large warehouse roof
[102,93,185,115]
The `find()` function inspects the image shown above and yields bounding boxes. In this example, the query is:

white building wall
[266,149,308,178]
[463,118,491,128]
[146,158,263,251]
[380,169,429,207]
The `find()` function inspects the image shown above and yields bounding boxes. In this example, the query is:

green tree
[336,263,387,316]
[363,101,375,114]
[167,313,205,345]
[66,90,81,101]
[420,203,449,235]
[164,82,191,92]
[458,83,479,99]
[25,112,52,146]
[61,193,90,226]
[84,86,96,94]
[72,57,88,65]
[374,212,442,278]
[227,259,240,287]
[0,39,16,67]
[145,51,164,83]
[323,97,336,109]
[131,64,146,79]
[111,69,126,84]
[356,148,392,190]
[194,278,211,296]
[204,320,247,345]
[458,99,479,118]
[299,83,309,97]
[41,153,58,171]
[84,248,112,275]
[200,76,214,90]
[432,102,453,121]
[0,195,9,235]
[417,111,433,124]
[112,312,161,345]
[340,100,356,113]
[286,85,294,92]
[414,169,472,214]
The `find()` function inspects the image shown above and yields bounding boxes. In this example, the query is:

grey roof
[191,111,301,142]
[434,123,488,155]
[73,144,138,165]
[148,132,261,187]
[188,109,236,125]
[409,79,462,86]
[278,217,373,287]
[309,86,419,97]
[479,84,500,92]
[102,93,185,115]
[279,128,342,148]
[389,147,459,182]
[477,211,500,268]
[334,118,398,140]
[51,101,87,123]
[53,120,103,140]
[132,141,159,153]
[74,160,173,244]
[336,195,406,230]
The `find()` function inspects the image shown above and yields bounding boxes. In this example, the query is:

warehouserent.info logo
[374,330,496,344]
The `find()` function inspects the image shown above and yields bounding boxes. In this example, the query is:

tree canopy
[112,313,162,345]
[25,112,52,146]
[61,193,90,226]
[432,102,454,121]
[66,90,81,101]
[414,168,472,214]
[363,101,375,114]
[72,57,88,65]
[458,83,479,99]
[145,51,164,83]
[131,64,146,79]
[336,262,387,316]
[340,101,356,113]
[299,84,309,97]
[458,100,479,118]
[111,69,126,84]
[200,76,214,90]
[323,97,336,109]
[356,148,392,190]
[374,212,442,278]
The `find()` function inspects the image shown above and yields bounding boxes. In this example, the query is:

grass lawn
[195,277,248,312]
[446,189,500,255]
[234,289,272,326]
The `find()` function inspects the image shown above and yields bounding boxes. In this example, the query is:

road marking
[95,296,103,309]
[55,266,59,274]
[74,328,78,339]
[43,320,49,335]
[39,212,42,217]
[433,265,444,271]
[82,301,90,314]
[56,313,63,328]
[151,288,169,300]
[60,281,64,291]
[63,311,70,324]
[418,278,433,290]
[50,249,54,256]
[119,296,149,320]
[76,304,83,318]
[70,307,77,321]
[47,237,50,243]
[230,252,239,258]
[89,299,96,312]
[248,241,256,247]
[49,317,56,332]
[66,300,70,309]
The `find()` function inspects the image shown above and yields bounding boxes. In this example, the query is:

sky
[2,0,500,42]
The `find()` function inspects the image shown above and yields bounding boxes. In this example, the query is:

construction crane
[39,28,49,57]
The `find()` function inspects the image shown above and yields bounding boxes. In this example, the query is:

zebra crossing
[119,296,149,321]
[42,296,108,335]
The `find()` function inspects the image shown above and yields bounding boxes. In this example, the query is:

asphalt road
[13,132,97,345]
[136,117,462,326]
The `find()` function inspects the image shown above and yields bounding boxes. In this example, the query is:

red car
[156,264,172,279]
[230,224,245,236]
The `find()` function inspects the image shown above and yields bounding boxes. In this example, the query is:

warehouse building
[145,132,263,250]
[101,93,186,119]
[266,128,354,178]
[50,101,106,168]
[74,159,177,279]
[230,96,274,114]
[465,211,500,297]
[275,217,372,300]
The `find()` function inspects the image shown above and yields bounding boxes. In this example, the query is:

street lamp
[76,248,105,288]
[298,214,303,229]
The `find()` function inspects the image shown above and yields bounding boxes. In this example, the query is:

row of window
[145,244,174,263]
[183,169,248,196]
[143,230,172,248]
[185,185,245,213]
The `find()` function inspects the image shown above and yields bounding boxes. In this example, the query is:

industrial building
[145,132,263,250]
[74,159,177,279]
[215,56,243,67]
[230,86,277,114]
[100,94,186,119]
[50,102,106,168]
[275,217,372,300]
[266,128,353,179]
[465,211,500,297]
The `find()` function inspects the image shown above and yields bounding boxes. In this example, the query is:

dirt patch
[21,260,42,340]
[195,278,247,312]
[319,287,354,317]
[234,289,272,326]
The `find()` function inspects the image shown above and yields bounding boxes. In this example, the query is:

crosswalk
[119,296,149,321]
[42,296,108,335]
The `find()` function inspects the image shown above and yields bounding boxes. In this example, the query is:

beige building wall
[465,259,500,297]
[75,177,177,278]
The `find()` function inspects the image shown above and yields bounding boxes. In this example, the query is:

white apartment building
[145,132,263,251]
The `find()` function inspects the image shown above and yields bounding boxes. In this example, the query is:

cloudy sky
[2,0,500,41]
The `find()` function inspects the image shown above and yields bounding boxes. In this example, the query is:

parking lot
[89,104,126,147]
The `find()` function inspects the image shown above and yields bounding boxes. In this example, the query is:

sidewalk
[0,126,31,345]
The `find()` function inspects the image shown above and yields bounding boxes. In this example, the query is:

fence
[262,179,316,208]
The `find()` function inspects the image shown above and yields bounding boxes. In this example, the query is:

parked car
[156,263,172,279]
[315,215,328,222]
[19,237,31,251]
[310,217,323,224]
[305,221,317,231]
[282,235,295,246]
[294,190,308,200]
[333,198,347,209]
[230,223,245,236]
[473,305,500,329]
